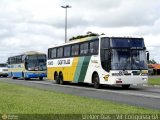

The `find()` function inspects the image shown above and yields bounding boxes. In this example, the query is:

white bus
[0,63,8,77]
[47,35,149,89]
[8,51,47,80]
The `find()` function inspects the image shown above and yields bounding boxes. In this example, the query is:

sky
[0,0,160,63]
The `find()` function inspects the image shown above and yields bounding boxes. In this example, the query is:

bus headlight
[142,78,147,81]
[141,70,148,76]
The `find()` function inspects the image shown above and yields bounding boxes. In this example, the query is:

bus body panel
[48,56,92,82]
[47,57,79,81]
[47,55,109,84]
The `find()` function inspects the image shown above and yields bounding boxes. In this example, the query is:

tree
[69,32,105,41]
[148,59,157,64]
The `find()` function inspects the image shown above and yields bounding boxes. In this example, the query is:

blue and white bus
[8,51,47,80]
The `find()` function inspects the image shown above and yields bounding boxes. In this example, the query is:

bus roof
[48,35,143,49]
[24,51,46,55]
[0,63,7,65]
[48,36,99,49]
[8,51,46,58]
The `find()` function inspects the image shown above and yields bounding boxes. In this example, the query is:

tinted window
[71,44,79,56]
[101,38,111,71]
[90,40,99,54]
[111,38,145,48]
[0,64,7,67]
[17,56,22,63]
[64,46,71,57]
[101,37,110,49]
[80,42,89,55]
[51,48,57,58]
[57,47,63,58]
[8,55,23,64]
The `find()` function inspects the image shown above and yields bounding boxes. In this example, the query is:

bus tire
[93,73,101,89]
[39,77,43,80]
[59,73,64,85]
[22,72,28,80]
[55,72,60,84]
[22,72,25,79]
[122,85,130,89]
[24,78,30,80]
[11,73,16,79]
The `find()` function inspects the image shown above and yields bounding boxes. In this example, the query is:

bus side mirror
[146,51,149,62]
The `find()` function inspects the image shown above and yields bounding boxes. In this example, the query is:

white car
[0,63,8,77]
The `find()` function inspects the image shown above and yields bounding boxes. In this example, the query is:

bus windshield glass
[26,55,46,71]
[111,38,145,48]
[111,49,148,70]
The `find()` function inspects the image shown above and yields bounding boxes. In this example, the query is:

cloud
[60,0,160,28]
[0,0,160,63]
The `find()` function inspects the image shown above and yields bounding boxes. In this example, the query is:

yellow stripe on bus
[47,57,79,81]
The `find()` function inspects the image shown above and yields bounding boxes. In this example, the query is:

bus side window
[64,46,71,57]
[80,42,89,55]
[57,47,63,58]
[90,40,99,54]
[51,48,57,59]
[101,37,111,72]
[71,44,79,56]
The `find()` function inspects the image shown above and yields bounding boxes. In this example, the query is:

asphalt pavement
[0,78,160,110]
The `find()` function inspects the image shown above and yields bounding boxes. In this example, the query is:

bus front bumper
[108,76,148,85]
[26,72,47,78]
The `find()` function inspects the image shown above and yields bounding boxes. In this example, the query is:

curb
[134,84,160,88]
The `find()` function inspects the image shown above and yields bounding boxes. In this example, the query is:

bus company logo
[57,59,70,65]
[48,61,53,65]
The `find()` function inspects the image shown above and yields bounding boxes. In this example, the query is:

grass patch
[0,82,159,119]
[148,77,160,85]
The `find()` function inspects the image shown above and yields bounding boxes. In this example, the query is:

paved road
[0,78,160,110]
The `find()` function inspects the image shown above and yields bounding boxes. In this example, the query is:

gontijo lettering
[57,59,70,65]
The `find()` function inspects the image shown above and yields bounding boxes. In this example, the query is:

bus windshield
[101,37,148,71]
[25,55,46,71]
[111,49,148,70]
[111,38,145,48]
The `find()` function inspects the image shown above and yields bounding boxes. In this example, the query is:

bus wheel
[11,73,16,79]
[24,77,30,80]
[93,73,101,89]
[59,73,64,85]
[22,72,28,80]
[122,85,130,89]
[39,77,43,80]
[55,73,60,84]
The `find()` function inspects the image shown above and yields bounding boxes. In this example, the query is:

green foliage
[69,31,105,41]
[148,59,157,64]
[148,77,160,85]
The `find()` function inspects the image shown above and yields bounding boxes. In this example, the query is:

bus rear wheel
[11,73,16,79]
[122,85,130,89]
[39,77,43,80]
[93,73,101,89]
[55,73,60,84]
[59,73,64,85]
